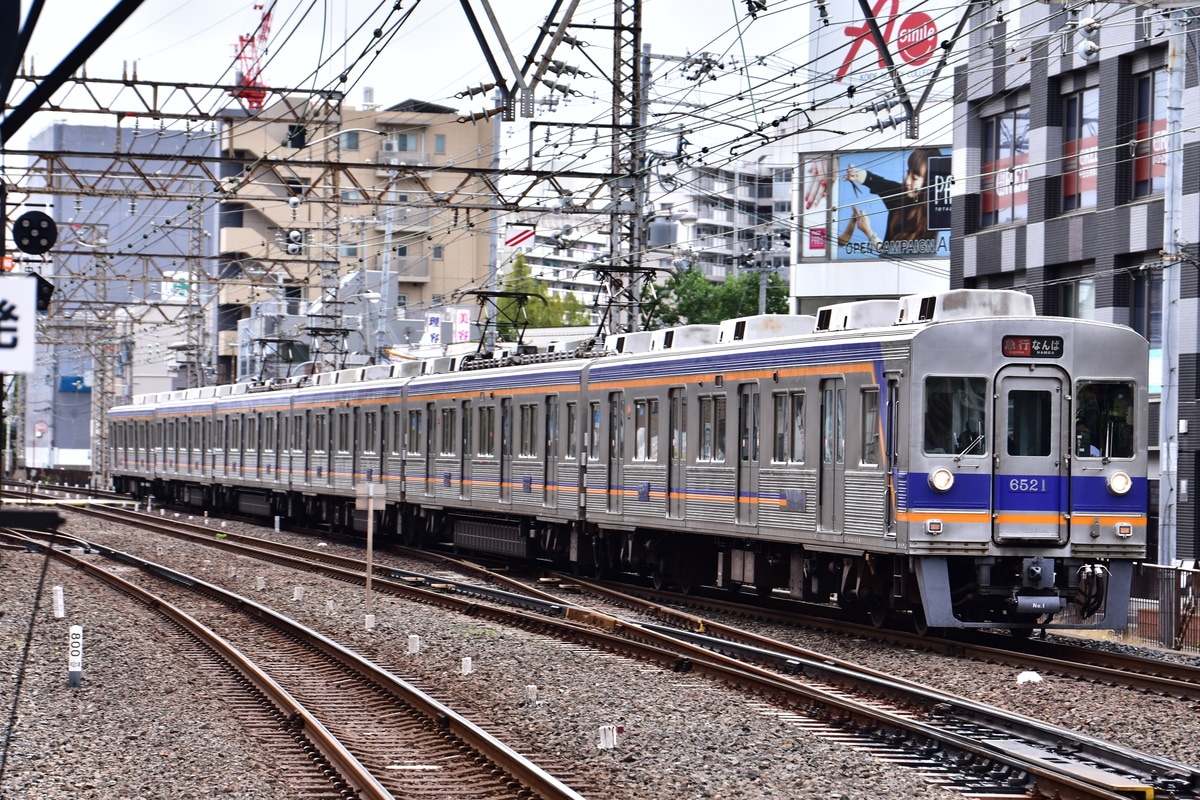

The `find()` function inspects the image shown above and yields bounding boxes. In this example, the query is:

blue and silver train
[109,289,1148,630]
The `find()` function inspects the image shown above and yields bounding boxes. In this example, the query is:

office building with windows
[950,3,1196,558]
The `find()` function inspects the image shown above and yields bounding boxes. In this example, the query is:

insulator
[457,106,505,124]
[456,82,497,99]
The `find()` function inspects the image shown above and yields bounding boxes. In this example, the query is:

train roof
[110,289,1083,414]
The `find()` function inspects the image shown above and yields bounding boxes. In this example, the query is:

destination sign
[1002,335,1064,358]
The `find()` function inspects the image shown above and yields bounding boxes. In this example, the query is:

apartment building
[217,98,495,379]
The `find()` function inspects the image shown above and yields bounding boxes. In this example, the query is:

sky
[9,0,814,152]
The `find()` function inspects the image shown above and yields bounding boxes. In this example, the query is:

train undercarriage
[120,475,1126,631]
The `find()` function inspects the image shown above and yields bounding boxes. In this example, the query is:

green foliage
[648,267,788,327]
[495,255,591,338]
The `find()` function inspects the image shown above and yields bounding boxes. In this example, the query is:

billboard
[832,147,951,260]
[809,0,950,104]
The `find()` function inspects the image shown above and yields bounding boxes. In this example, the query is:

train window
[1008,390,1051,456]
[791,394,806,462]
[392,411,404,454]
[230,418,241,451]
[519,405,537,457]
[1075,382,1135,459]
[312,415,326,453]
[588,402,601,460]
[861,389,880,466]
[440,408,457,455]
[215,419,225,450]
[363,412,378,454]
[566,403,578,459]
[924,377,987,456]
[294,416,305,450]
[478,406,495,456]
[773,393,806,463]
[634,399,659,461]
[823,388,845,464]
[264,416,275,452]
[408,410,422,455]
[699,395,727,462]
[247,416,258,452]
[335,414,349,454]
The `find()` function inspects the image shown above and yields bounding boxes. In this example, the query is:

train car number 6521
[1009,477,1048,492]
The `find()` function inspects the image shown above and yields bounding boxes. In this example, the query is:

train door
[993,366,1068,544]
[543,396,558,509]
[499,398,512,503]
[884,379,899,537]
[736,384,760,526]
[460,400,471,500]
[303,410,312,485]
[668,388,686,518]
[819,378,845,532]
[423,402,436,497]
[351,407,361,483]
[607,392,624,513]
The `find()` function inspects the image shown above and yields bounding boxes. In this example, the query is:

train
[108,289,1149,631]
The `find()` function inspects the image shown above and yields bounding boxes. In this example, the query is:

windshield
[924,376,987,456]
[1075,382,1135,459]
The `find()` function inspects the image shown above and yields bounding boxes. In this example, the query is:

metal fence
[1123,562,1200,651]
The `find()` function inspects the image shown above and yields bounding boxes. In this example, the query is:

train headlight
[1106,471,1133,496]
[928,468,955,493]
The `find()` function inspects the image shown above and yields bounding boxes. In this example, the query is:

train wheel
[868,599,890,629]
[650,565,667,591]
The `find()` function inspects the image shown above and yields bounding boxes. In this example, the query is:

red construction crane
[231,3,272,110]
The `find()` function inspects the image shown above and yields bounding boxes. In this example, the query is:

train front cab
[907,316,1148,629]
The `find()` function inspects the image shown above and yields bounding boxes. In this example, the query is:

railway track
[1,528,589,800]
[15,500,1199,800]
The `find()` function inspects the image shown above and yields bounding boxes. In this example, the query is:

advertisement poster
[801,156,832,258]
[834,148,951,260]
[808,0,957,104]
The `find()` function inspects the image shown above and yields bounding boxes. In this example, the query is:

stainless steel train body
[108,290,1149,630]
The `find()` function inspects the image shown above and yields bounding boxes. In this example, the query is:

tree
[649,266,788,327]
[495,255,591,338]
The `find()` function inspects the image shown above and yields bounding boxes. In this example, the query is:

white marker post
[68,625,83,687]
[356,482,384,624]
[52,586,64,618]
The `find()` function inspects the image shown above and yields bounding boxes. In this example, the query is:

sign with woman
[834,147,951,260]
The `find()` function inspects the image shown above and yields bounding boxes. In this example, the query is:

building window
[981,108,1030,227]
[1058,278,1095,319]
[434,134,446,154]
[341,131,360,150]
[432,245,444,260]
[1062,88,1098,211]
[396,294,407,310]
[1134,70,1167,198]
[285,124,306,148]
[386,132,417,152]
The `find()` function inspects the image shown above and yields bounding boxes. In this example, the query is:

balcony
[375,150,432,172]
[375,206,432,232]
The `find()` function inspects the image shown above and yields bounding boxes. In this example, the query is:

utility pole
[1158,9,1186,568]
